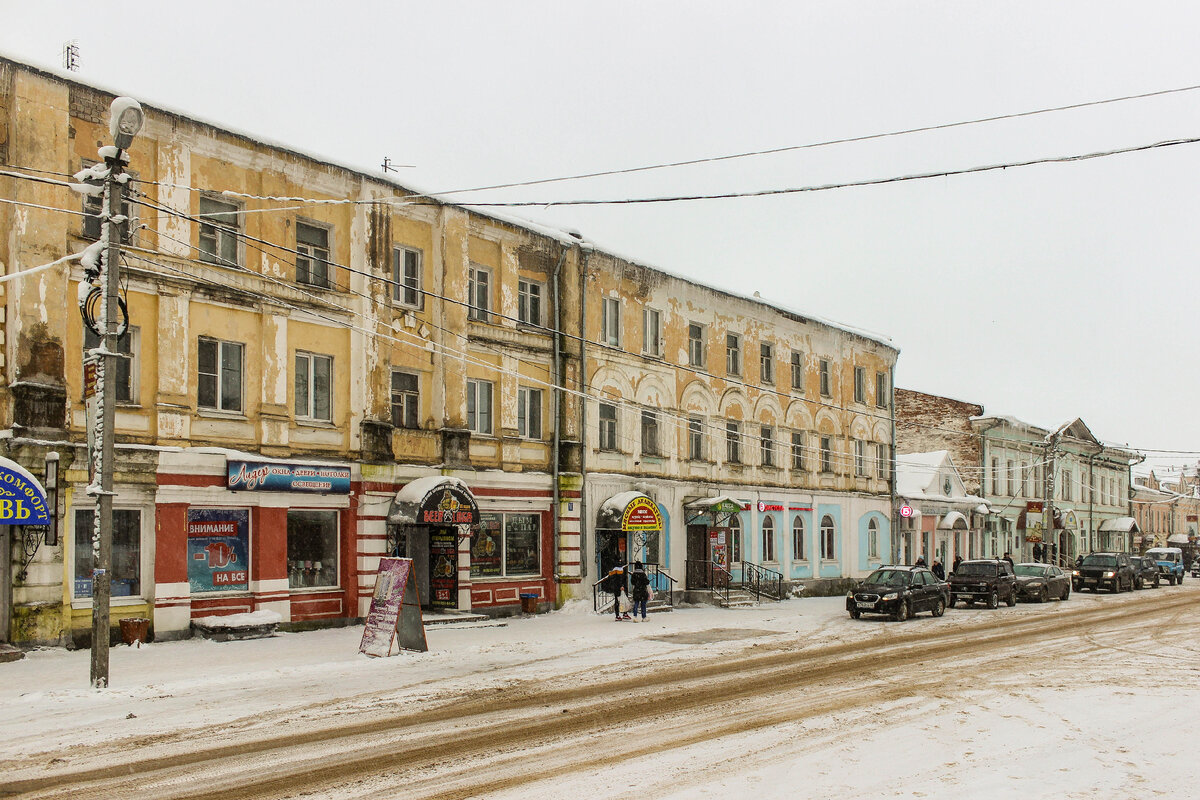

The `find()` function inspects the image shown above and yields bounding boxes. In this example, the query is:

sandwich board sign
[359,557,428,656]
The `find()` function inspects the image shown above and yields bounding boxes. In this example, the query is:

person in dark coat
[931,559,945,580]
[915,555,927,567]
[603,565,627,620]
[952,555,963,574]
[1003,552,1015,567]
[629,561,651,621]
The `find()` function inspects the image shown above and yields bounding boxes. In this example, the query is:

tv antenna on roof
[62,40,80,72]
[381,157,414,174]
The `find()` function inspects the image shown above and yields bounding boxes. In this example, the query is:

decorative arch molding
[849,414,871,441]
[785,400,815,432]
[752,393,784,426]
[680,379,718,415]
[590,365,634,403]
[633,371,673,407]
[871,420,891,443]
[718,387,750,420]
[815,408,842,435]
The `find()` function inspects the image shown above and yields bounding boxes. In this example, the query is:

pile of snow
[191,610,281,629]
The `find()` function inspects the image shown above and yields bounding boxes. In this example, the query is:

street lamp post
[85,97,142,688]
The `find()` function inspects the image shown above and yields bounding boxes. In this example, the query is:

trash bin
[119,617,150,646]
[519,593,539,614]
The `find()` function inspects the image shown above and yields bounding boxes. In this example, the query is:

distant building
[895,389,984,495]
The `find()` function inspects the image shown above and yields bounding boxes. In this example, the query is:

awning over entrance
[937,511,969,530]
[598,492,663,531]
[683,494,743,525]
[1098,516,1141,534]
[388,476,480,525]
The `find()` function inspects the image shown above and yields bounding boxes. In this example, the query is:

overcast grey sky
[4,1,1199,473]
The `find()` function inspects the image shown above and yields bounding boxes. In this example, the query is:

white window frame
[295,351,333,422]
[819,359,831,397]
[198,194,241,266]
[868,518,880,558]
[296,220,333,289]
[726,333,742,376]
[468,265,491,322]
[466,379,494,435]
[518,278,544,326]
[688,322,706,367]
[876,442,888,480]
[393,246,423,309]
[517,386,542,440]
[761,516,776,562]
[688,416,704,461]
[726,420,742,464]
[854,366,866,404]
[876,370,888,408]
[791,431,805,471]
[854,439,866,477]
[820,435,833,474]
[820,515,836,561]
[602,298,621,347]
[760,426,775,468]
[791,350,804,391]
[197,336,243,413]
[642,308,662,356]
[792,517,806,561]
[760,342,774,384]
[598,402,618,450]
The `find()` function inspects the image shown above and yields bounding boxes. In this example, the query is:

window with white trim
[295,351,333,422]
[296,222,332,289]
[598,402,617,450]
[472,512,541,578]
[760,426,775,467]
[726,333,741,376]
[602,298,621,347]
[791,350,804,391]
[518,279,543,326]
[854,439,866,477]
[876,371,888,407]
[854,366,866,404]
[792,517,806,560]
[791,431,805,471]
[819,359,831,397]
[820,436,833,473]
[468,265,491,322]
[517,387,542,439]
[726,420,742,464]
[688,416,704,461]
[868,518,880,558]
[393,247,422,308]
[467,379,494,435]
[761,516,776,562]
[198,337,243,413]
[760,343,774,384]
[198,196,240,266]
[688,323,706,367]
[820,514,836,560]
[74,508,141,598]
[642,308,662,356]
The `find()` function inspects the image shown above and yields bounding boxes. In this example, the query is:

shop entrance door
[686,525,707,589]
[403,526,431,607]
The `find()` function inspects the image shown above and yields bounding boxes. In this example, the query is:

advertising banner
[621,497,663,532]
[359,557,427,657]
[0,456,50,526]
[418,484,479,526]
[187,508,250,592]
[429,530,459,609]
[227,460,351,494]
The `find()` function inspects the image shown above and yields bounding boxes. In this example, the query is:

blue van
[1144,547,1185,585]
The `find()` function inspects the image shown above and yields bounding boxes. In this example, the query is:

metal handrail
[740,560,784,601]
[593,564,678,612]
[686,559,731,606]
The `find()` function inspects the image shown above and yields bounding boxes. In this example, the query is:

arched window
[761,516,776,562]
[729,515,742,564]
[868,518,879,559]
[820,514,836,560]
[792,516,806,560]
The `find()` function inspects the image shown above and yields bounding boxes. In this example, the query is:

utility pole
[83,97,143,688]
[1043,431,1060,565]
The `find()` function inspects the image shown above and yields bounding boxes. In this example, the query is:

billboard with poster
[187,508,250,593]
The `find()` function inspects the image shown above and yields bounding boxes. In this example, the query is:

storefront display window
[471,512,540,578]
[287,509,339,588]
[74,509,141,598]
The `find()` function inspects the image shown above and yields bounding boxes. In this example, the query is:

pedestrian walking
[915,555,927,567]
[629,561,651,622]
[1003,551,1015,567]
[952,555,963,574]
[603,565,627,621]
[931,559,945,580]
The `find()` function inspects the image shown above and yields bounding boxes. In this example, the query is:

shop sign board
[757,501,784,512]
[226,460,351,494]
[710,499,742,515]
[0,457,50,525]
[419,484,479,526]
[621,497,662,531]
[187,508,250,592]
[429,530,459,609]
[360,557,427,657]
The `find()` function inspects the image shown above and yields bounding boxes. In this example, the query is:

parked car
[847,566,949,621]
[1013,562,1071,602]
[1129,556,1161,589]
[1072,552,1135,593]
[948,559,1017,608]
[1144,547,1185,585]
[1191,558,1200,579]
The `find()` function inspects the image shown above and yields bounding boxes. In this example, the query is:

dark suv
[948,559,1017,608]
[1129,556,1161,589]
[847,566,949,621]
[1073,552,1135,593]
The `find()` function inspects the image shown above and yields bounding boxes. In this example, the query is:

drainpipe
[578,242,593,579]
[889,362,897,564]
[551,246,568,588]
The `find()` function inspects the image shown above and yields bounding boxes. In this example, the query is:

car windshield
[1146,550,1176,562]
[1082,555,1117,567]
[1014,565,1048,577]
[955,562,997,577]
[865,569,910,586]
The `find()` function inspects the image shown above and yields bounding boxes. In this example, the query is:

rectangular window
[854,439,866,477]
[83,326,137,404]
[792,522,806,561]
[726,421,742,464]
[468,265,491,322]
[296,222,331,288]
[876,443,888,480]
[760,343,774,384]
[393,247,422,308]
[726,333,742,376]
[688,323,706,367]
[198,337,243,413]
[295,352,333,421]
[74,509,141,598]
[876,371,888,408]
[390,370,419,429]
[602,298,621,347]
[820,436,833,473]
[466,379,494,435]
[642,308,662,356]
[791,351,804,391]
[762,524,776,562]
[854,366,866,404]
[1035,464,1043,499]
[760,426,775,467]
[472,512,541,578]
[198,196,240,266]
[517,387,543,439]
[991,457,1001,495]
[688,416,704,461]
[819,359,831,397]
[791,431,805,471]
[1007,460,1015,496]
[598,402,617,450]
[1021,462,1030,498]
[286,509,338,588]
[641,410,659,455]
[1062,470,1073,501]
[518,278,543,326]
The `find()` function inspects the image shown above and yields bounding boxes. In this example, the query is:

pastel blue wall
[818,504,843,578]
[858,511,890,573]
[790,510,814,579]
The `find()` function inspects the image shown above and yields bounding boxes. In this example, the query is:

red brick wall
[896,388,985,494]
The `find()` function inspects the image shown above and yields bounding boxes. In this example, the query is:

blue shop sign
[227,460,351,494]
[0,457,50,525]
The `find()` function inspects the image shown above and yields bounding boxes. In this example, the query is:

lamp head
[109,97,144,150]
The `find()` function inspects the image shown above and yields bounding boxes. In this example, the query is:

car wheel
[1169,575,1176,586]
[1179,573,1185,583]
[1005,590,1016,607]
[1038,587,1048,603]
[849,608,861,619]
[932,597,946,617]
[1154,577,1160,588]
[1061,585,1070,601]
[1134,577,1143,590]
[986,591,998,609]
[893,601,909,622]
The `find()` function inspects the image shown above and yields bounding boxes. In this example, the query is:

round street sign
[900,505,914,518]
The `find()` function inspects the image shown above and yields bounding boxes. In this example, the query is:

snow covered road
[1,585,1198,799]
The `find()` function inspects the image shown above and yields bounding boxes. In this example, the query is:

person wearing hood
[602,564,627,621]
[629,561,651,621]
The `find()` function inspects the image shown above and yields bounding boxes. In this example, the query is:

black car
[948,559,1017,608]
[1130,556,1161,589]
[1073,552,1135,593]
[847,566,949,621]
[1013,562,1071,602]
